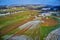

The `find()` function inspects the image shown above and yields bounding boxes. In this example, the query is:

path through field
[4,20,41,40]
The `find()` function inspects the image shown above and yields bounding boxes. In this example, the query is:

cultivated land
[0,7,60,40]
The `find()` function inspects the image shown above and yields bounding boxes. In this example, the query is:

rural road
[4,20,41,40]
[19,20,40,30]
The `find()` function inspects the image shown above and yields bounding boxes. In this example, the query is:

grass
[39,16,60,40]
[40,23,60,40]
[1,9,60,40]
[22,16,60,40]
[1,23,60,40]
[0,10,37,30]
[0,10,38,40]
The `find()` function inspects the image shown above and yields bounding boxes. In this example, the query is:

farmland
[0,5,60,40]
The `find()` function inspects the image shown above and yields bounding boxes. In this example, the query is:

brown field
[40,17,58,26]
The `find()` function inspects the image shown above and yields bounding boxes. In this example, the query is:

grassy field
[0,10,37,35]
[39,17,60,40]
[0,10,37,29]
[0,9,60,40]
[40,24,60,40]
[22,16,60,40]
